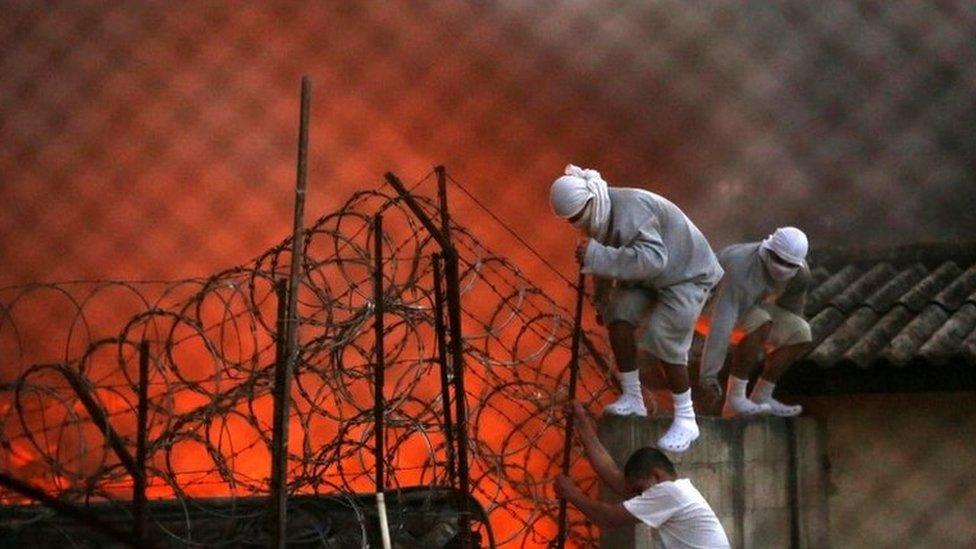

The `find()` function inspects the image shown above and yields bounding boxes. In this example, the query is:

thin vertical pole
[271,75,311,549]
[556,270,587,549]
[373,214,392,549]
[436,165,449,236]
[437,168,472,547]
[431,253,457,487]
[134,339,150,543]
[270,278,288,543]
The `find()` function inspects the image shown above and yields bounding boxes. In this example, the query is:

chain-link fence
[2,1,976,547]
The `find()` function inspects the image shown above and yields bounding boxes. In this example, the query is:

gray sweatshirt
[582,187,723,291]
[698,242,811,382]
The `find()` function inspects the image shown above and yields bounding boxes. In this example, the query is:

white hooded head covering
[759,226,808,281]
[549,164,611,240]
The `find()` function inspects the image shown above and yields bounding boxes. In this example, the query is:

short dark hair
[624,447,677,479]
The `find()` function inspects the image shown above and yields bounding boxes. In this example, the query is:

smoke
[0,0,974,283]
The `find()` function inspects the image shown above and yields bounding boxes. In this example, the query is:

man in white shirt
[550,165,723,453]
[555,403,731,548]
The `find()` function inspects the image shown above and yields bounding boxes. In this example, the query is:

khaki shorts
[601,280,713,365]
[738,302,812,348]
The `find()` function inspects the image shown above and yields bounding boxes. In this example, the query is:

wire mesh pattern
[0,181,615,547]
[2,1,976,289]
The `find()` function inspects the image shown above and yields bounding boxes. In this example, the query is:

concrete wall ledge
[597,415,829,549]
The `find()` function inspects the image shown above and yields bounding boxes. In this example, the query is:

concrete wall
[795,392,976,548]
[597,416,829,549]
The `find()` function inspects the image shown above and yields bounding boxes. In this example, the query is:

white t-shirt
[622,478,730,549]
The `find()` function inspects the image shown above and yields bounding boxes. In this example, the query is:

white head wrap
[549,164,611,240]
[759,226,808,281]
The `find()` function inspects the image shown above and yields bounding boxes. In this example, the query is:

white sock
[750,378,775,403]
[672,388,695,420]
[656,389,699,453]
[603,370,648,416]
[727,376,749,400]
[723,376,770,417]
[751,378,802,417]
[617,370,642,397]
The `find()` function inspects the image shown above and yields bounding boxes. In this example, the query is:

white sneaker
[656,418,699,453]
[758,397,802,417]
[602,393,648,417]
[722,396,772,418]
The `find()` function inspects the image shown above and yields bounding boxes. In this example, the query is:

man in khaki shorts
[698,227,812,417]
[550,165,723,452]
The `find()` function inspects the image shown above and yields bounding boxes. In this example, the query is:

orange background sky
[2,1,974,290]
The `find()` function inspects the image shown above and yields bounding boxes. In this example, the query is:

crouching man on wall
[698,227,813,418]
[554,403,730,548]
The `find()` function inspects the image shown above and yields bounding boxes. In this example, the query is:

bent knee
[772,315,812,347]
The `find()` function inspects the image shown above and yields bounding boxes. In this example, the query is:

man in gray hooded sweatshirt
[698,227,813,417]
[550,164,723,453]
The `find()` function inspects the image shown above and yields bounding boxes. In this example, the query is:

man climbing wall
[549,164,723,452]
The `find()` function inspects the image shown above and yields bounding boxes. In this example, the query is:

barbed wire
[0,186,617,546]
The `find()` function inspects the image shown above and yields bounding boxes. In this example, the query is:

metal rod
[134,339,150,543]
[431,253,457,487]
[0,472,140,547]
[271,74,312,549]
[437,186,474,548]
[270,276,291,548]
[386,168,472,546]
[384,172,451,251]
[58,365,139,479]
[373,214,386,493]
[372,214,392,549]
[436,165,449,237]
[556,270,587,549]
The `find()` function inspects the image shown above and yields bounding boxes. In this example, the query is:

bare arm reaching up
[571,402,629,497]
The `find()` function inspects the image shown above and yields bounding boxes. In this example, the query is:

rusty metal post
[373,214,386,494]
[555,270,587,549]
[373,214,393,549]
[436,165,449,236]
[271,75,311,549]
[134,339,150,543]
[431,253,457,487]
[436,168,473,548]
[58,366,139,479]
[385,169,473,546]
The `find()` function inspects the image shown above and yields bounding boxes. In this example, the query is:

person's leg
[749,307,811,416]
[603,320,647,416]
[642,282,709,453]
[602,286,652,416]
[661,361,690,393]
[722,313,773,417]
[759,342,808,382]
[607,320,637,373]
[655,356,699,453]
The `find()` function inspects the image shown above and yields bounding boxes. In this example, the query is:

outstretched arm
[571,402,629,497]
[698,279,744,384]
[555,475,639,527]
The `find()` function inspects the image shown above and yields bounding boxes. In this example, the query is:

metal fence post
[270,75,311,549]
[555,270,586,548]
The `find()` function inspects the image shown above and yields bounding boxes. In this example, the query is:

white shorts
[601,280,714,365]
[738,302,812,348]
